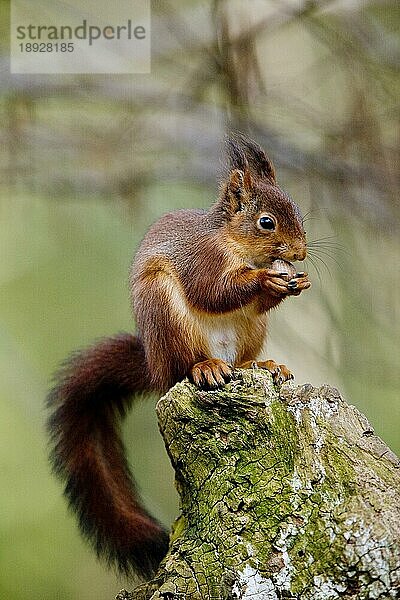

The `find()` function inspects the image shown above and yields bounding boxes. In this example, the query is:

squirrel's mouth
[248,256,299,271]
[248,257,293,271]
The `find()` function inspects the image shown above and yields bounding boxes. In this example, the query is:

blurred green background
[0,1,399,598]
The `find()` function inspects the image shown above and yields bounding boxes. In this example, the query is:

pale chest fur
[201,316,238,364]
[163,275,267,365]
[198,307,266,365]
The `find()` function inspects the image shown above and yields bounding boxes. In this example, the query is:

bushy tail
[46,333,169,578]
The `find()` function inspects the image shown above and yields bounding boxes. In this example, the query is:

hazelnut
[271,259,297,280]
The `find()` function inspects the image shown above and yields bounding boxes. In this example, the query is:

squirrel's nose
[290,245,306,261]
[293,249,306,261]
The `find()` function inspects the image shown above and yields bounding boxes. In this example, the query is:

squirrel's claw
[239,359,294,385]
[287,275,311,296]
[260,360,293,384]
[190,359,233,390]
[262,269,311,298]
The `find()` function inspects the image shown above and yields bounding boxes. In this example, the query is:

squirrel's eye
[258,216,275,231]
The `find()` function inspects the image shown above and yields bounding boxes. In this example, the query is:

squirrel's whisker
[307,251,334,278]
[305,255,323,285]
[308,248,343,269]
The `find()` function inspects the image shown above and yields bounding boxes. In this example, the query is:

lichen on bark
[123,369,400,600]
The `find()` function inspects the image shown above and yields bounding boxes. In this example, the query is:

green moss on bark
[126,370,400,600]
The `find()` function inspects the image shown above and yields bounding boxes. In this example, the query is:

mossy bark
[120,369,400,600]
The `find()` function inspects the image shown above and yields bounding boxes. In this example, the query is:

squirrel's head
[219,134,307,268]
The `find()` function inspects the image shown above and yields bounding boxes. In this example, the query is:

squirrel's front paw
[286,272,311,296]
[262,269,311,297]
[261,268,292,297]
[190,359,232,390]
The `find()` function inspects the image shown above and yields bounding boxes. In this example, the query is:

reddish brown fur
[47,334,169,577]
[47,134,310,579]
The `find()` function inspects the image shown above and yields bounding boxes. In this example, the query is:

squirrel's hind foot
[190,359,233,390]
[240,359,294,385]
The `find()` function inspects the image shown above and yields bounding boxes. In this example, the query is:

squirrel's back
[131,208,217,276]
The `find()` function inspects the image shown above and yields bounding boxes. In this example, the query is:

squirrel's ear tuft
[226,135,248,172]
[231,133,276,183]
[225,136,252,194]
[222,168,252,215]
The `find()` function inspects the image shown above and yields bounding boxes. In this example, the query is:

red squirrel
[47,134,311,579]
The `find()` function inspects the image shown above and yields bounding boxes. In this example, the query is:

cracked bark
[118,369,400,600]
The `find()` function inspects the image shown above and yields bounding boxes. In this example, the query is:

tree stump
[120,369,400,599]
